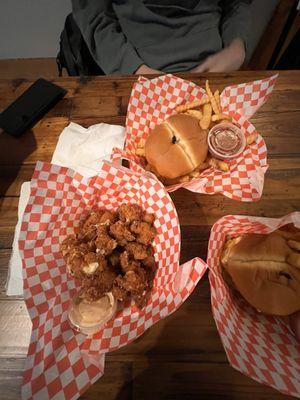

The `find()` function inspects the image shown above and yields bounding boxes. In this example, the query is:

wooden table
[0,71,299,399]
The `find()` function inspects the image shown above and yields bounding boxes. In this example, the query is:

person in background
[71,0,252,75]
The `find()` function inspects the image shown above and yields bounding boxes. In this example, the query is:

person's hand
[190,38,246,73]
[135,64,161,74]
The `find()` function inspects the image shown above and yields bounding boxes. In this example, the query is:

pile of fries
[176,80,258,148]
[176,80,231,130]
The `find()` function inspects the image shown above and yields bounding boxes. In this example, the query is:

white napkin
[6,122,125,296]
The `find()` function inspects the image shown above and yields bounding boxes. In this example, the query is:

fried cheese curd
[61,204,157,308]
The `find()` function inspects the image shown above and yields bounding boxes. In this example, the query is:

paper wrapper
[112,73,278,201]
[19,160,207,400]
[207,212,300,397]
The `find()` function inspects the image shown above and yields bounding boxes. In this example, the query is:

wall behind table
[0,0,71,59]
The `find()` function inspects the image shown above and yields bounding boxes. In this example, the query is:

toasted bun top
[145,114,208,179]
[221,231,300,316]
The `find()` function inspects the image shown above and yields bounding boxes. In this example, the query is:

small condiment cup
[68,292,117,336]
[208,122,246,160]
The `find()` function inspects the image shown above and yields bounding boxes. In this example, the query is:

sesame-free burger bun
[145,114,208,180]
[221,231,300,316]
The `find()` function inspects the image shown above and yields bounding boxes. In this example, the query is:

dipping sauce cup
[208,122,246,160]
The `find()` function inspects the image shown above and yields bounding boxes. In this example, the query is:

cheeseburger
[145,114,208,182]
[221,228,300,316]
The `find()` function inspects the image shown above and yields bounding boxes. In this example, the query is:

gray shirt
[72,0,251,75]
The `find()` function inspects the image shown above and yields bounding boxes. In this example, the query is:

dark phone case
[0,78,67,137]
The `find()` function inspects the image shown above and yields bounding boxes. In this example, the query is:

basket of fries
[112,74,278,201]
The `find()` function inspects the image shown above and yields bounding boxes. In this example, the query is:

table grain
[0,71,299,400]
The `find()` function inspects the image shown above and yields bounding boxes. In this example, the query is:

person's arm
[72,0,156,75]
[190,0,252,73]
[220,0,251,57]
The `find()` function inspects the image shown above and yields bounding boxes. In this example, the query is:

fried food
[126,242,149,260]
[99,211,117,224]
[61,203,157,309]
[136,138,146,157]
[214,89,221,111]
[82,253,107,275]
[130,220,156,245]
[82,210,116,229]
[185,109,203,120]
[142,254,156,270]
[110,220,135,245]
[118,203,143,223]
[109,251,121,268]
[61,235,78,258]
[143,212,155,224]
[211,114,232,122]
[246,132,258,145]
[80,269,117,302]
[120,251,141,273]
[200,103,212,129]
[175,98,209,113]
[208,157,230,172]
[77,224,97,242]
[119,270,147,294]
[136,147,145,157]
[95,225,118,256]
[111,282,128,302]
[206,80,220,115]
[189,170,200,178]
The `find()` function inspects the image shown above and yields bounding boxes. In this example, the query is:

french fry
[137,138,146,149]
[185,109,203,120]
[200,103,212,129]
[135,147,145,157]
[206,80,220,115]
[214,90,221,111]
[135,138,146,156]
[178,175,190,183]
[211,114,232,122]
[208,157,229,172]
[195,161,209,171]
[190,170,201,178]
[246,133,258,145]
[175,98,209,113]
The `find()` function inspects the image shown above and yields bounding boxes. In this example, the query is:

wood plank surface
[0,71,299,399]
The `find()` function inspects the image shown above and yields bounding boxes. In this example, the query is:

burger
[221,228,300,316]
[144,114,208,183]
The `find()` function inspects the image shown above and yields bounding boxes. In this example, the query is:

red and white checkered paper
[19,160,207,400]
[207,212,300,398]
[112,73,278,201]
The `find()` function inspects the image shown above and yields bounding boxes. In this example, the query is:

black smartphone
[0,78,67,137]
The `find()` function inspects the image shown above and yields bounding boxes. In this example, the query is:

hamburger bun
[221,230,300,316]
[145,114,208,180]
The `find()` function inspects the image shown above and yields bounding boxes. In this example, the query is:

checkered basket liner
[19,160,207,400]
[207,212,300,398]
[112,73,278,201]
